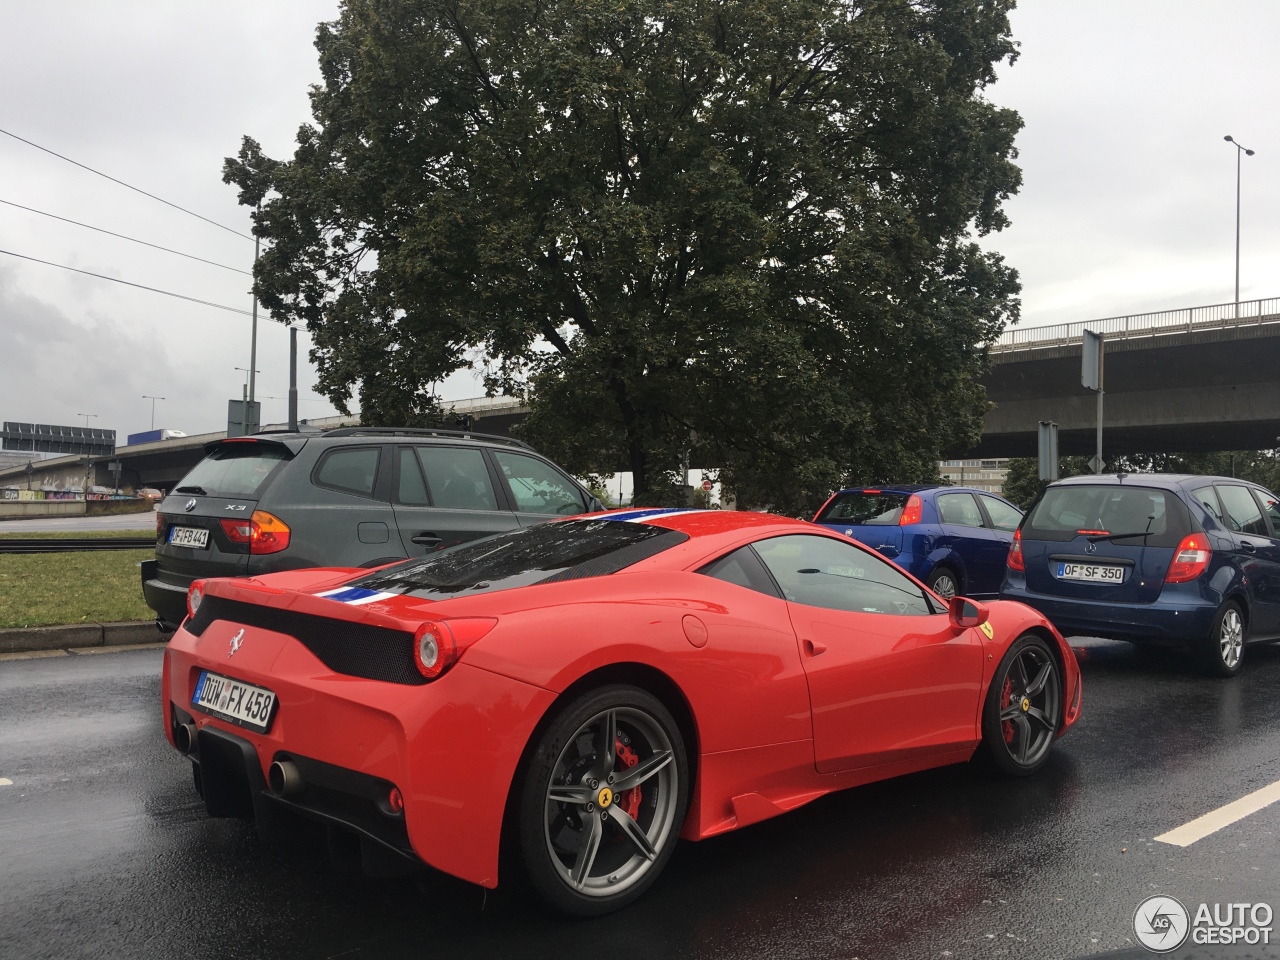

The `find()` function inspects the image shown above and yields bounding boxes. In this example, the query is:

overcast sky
[1,1,1277,445]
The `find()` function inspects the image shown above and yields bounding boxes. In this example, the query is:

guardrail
[0,538,155,554]
[993,297,1280,352]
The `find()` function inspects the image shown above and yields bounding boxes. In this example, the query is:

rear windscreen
[1024,485,1193,546]
[174,444,291,499]
[352,518,689,600]
[815,492,908,525]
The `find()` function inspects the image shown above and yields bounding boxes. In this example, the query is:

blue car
[812,485,1023,600]
[1000,473,1280,676]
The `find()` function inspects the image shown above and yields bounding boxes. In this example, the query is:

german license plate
[168,526,209,549]
[1057,562,1125,583]
[192,670,276,733]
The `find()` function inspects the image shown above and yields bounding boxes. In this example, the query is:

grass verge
[0,550,154,628]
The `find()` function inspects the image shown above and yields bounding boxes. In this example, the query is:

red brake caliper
[1000,676,1015,744]
[615,738,641,818]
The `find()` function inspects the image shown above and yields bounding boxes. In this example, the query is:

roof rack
[323,427,533,450]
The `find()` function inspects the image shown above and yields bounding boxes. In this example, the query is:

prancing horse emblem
[228,628,245,658]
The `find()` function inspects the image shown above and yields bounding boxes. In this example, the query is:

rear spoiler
[203,435,309,456]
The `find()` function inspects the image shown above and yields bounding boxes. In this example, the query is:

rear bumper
[162,621,556,889]
[999,582,1218,642]
[141,559,187,629]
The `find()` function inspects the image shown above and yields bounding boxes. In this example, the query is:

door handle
[1241,540,1257,553]
[411,533,443,548]
[803,638,827,657]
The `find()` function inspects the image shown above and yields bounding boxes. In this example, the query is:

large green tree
[225,0,1023,507]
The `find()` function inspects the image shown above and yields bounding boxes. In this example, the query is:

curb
[0,620,165,655]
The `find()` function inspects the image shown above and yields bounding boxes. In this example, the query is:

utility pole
[288,326,299,432]
[1082,330,1104,474]
[248,205,260,411]
[1224,136,1255,319]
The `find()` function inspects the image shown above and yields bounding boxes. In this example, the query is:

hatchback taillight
[1007,528,1025,571]
[898,494,923,526]
[219,511,291,555]
[1165,533,1211,583]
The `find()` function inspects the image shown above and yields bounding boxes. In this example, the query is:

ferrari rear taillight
[1165,533,1211,583]
[387,787,405,815]
[899,494,923,526]
[412,618,498,681]
[219,510,291,555]
[1007,529,1025,571]
[187,580,206,620]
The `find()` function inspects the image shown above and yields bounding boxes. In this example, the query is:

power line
[0,198,251,274]
[0,248,255,317]
[0,126,254,242]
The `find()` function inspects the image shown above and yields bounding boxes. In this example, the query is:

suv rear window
[1024,484,1193,547]
[352,518,688,600]
[816,491,908,525]
[175,443,290,499]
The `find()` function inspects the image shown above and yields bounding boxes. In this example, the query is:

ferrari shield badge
[979,621,995,639]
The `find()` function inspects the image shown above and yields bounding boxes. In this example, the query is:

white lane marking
[1155,779,1280,847]
[0,778,12,786]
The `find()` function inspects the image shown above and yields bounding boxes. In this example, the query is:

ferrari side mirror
[948,596,990,630]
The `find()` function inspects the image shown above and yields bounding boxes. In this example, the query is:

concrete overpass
[977,296,1280,457]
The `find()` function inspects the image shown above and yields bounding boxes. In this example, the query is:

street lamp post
[1224,135,1256,319]
[77,413,98,429]
[142,395,165,431]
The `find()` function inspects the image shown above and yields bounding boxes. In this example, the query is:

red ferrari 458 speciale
[162,507,1081,914]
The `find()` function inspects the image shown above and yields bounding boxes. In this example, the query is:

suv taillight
[898,494,923,526]
[1165,533,1211,583]
[219,510,291,555]
[156,512,165,541]
[1007,528,1025,571]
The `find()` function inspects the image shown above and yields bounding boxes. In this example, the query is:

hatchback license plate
[168,526,209,549]
[192,670,276,733]
[1057,562,1125,583]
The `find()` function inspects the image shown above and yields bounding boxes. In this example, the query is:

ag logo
[1133,895,1189,952]
[228,628,245,658]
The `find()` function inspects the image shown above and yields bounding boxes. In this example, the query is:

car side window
[698,546,782,598]
[416,446,498,511]
[1191,485,1225,525]
[1216,484,1267,536]
[752,534,934,616]
[312,446,382,498]
[491,451,586,516]
[397,448,430,505]
[1249,487,1280,534]
[937,492,984,528]
[979,495,1022,532]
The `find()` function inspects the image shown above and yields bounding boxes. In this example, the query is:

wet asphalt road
[2,641,1280,960]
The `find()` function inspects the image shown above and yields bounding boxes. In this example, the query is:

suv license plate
[168,526,209,549]
[1057,562,1125,583]
[192,670,277,733]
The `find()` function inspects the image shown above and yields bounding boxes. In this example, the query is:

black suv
[142,427,603,630]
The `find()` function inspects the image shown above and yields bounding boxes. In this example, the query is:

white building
[938,458,1010,494]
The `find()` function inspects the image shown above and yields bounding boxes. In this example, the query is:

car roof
[1050,473,1263,490]
[832,484,1005,498]
[206,427,535,455]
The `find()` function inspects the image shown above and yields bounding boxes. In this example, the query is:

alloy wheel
[542,705,680,897]
[996,644,1060,769]
[1218,607,1244,669]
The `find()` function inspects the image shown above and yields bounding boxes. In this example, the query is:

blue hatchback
[812,485,1023,600]
[1000,473,1280,676]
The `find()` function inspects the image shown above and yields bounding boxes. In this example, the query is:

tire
[978,634,1062,777]
[517,685,689,916]
[1199,600,1245,678]
[926,566,960,600]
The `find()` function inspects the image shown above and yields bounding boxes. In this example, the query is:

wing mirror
[948,596,990,631]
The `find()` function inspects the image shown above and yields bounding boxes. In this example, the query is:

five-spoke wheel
[980,634,1062,777]
[519,685,688,915]
[1200,600,1245,677]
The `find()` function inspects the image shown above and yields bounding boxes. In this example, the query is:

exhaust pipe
[174,722,199,756]
[269,759,304,797]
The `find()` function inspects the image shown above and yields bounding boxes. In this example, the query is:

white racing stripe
[1155,779,1280,847]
